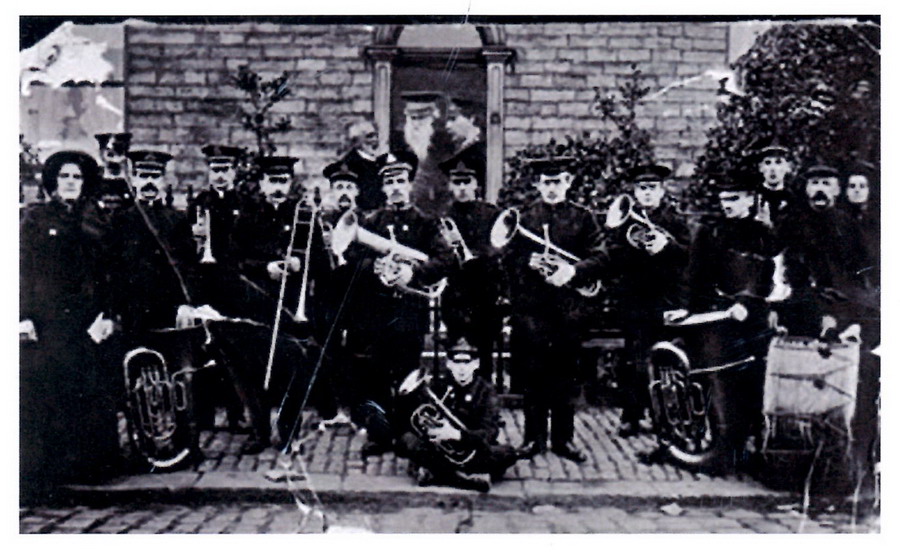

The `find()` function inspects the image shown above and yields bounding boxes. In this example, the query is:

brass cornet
[438,217,475,264]
[197,208,217,264]
[490,208,602,297]
[604,194,675,251]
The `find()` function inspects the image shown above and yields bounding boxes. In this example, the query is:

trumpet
[197,208,217,264]
[604,194,676,251]
[438,217,475,264]
[490,208,602,297]
[330,210,447,300]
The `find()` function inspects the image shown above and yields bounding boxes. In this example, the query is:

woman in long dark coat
[20,151,121,503]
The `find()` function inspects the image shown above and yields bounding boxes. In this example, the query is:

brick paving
[190,406,744,487]
[19,502,879,534]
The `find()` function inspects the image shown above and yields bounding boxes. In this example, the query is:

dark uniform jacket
[685,216,779,312]
[782,205,877,328]
[608,203,690,314]
[504,201,607,330]
[110,200,195,336]
[342,204,454,340]
[188,188,247,314]
[398,374,502,453]
[339,149,383,212]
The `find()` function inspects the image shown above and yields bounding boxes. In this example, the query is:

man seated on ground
[395,337,520,493]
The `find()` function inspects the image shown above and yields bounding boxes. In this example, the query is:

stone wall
[503,22,729,176]
[125,21,729,190]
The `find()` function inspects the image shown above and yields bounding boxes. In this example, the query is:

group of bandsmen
[20,122,879,498]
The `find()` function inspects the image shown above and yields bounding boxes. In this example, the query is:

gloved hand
[87,312,116,343]
[546,260,576,287]
[726,302,748,322]
[643,230,669,255]
[19,319,37,343]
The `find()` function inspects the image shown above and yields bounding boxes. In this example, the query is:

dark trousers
[511,315,581,447]
[618,310,664,425]
[397,431,519,480]
[344,310,428,446]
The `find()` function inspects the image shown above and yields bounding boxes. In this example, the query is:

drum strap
[689,355,756,375]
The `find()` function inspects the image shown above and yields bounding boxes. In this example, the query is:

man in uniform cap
[110,150,197,339]
[337,149,454,456]
[437,148,504,380]
[395,336,520,492]
[229,155,320,451]
[672,168,782,471]
[501,156,608,463]
[339,120,383,211]
[607,163,690,437]
[95,132,132,181]
[749,137,796,228]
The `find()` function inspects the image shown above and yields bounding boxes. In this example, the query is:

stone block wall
[125,22,373,189]
[125,21,729,190]
[503,22,729,176]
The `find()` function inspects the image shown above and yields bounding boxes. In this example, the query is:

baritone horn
[604,194,676,250]
[398,369,477,466]
[489,208,602,297]
[329,210,447,299]
[438,217,475,263]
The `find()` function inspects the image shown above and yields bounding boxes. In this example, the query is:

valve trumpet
[196,208,217,264]
[604,194,676,251]
[438,217,475,264]
[489,208,602,297]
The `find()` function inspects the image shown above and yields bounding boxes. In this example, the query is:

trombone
[489,208,602,297]
[604,194,676,251]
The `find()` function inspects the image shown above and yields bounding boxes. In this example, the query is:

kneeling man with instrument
[396,336,520,492]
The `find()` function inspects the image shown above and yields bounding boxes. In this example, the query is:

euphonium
[604,194,676,251]
[397,369,477,466]
[438,217,475,263]
[489,208,602,297]
[123,347,197,470]
[329,210,447,299]
[199,208,217,264]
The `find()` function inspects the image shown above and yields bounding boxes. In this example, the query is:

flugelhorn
[438,217,475,263]
[490,208,601,297]
[329,210,447,299]
[199,208,216,264]
[604,194,676,251]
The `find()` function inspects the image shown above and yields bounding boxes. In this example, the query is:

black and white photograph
[16,8,882,535]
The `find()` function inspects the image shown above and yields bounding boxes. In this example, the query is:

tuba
[123,346,198,470]
[490,208,602,297]
[438,217,475,264]
[398,369,477,466]
[329,210,447,299]
[604,194,676,251]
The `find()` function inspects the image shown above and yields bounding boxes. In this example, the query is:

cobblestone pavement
[19,501,879,534]
[194,406,749,487]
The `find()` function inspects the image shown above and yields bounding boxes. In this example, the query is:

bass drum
[647,341,723,468]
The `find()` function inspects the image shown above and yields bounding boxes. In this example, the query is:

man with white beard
[393,92,455,216]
